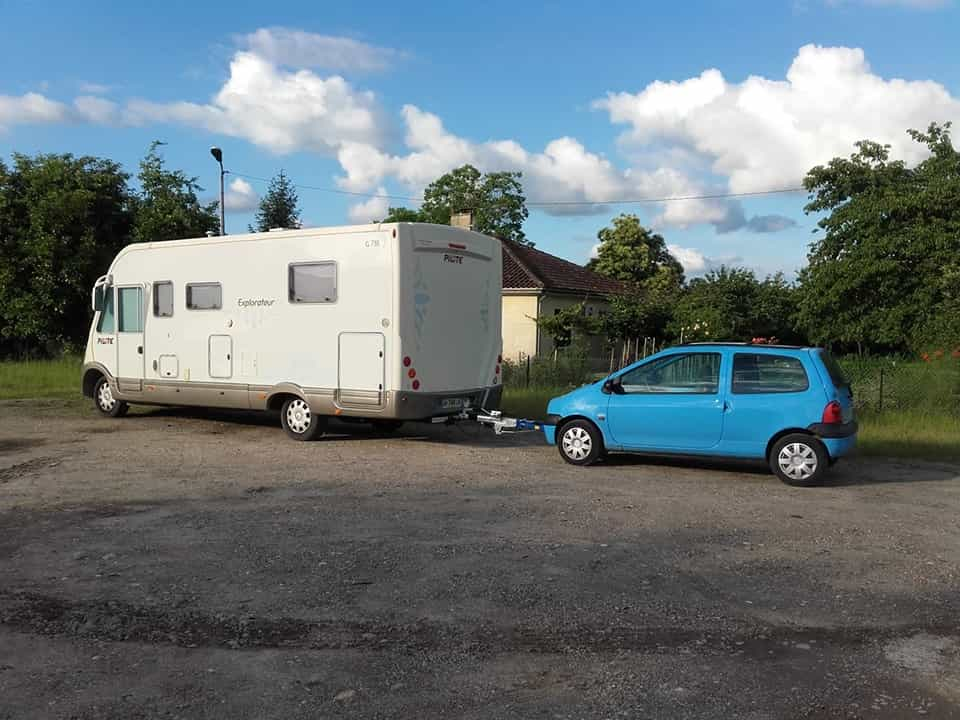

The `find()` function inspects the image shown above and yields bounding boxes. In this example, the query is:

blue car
[543,343,857,486]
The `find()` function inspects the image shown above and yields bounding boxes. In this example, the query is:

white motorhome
[82,223,503,440]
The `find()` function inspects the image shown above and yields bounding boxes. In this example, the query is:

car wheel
[770,433,828,486]
[280,397,325,441]
[371,419,404,433]
[93,376,129,418]
[557,419,604,466]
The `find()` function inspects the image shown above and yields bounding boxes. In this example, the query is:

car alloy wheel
[769,433,828,486]
[557,419,604,466]
[562,426,593,461]
[777,442,818,482]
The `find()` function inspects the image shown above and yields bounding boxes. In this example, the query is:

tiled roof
[501,239,626,295]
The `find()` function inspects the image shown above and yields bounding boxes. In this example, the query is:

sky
[1,0,959,278]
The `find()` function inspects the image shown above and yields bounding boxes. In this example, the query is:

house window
[186,283,222,310]
[289,262,337,303]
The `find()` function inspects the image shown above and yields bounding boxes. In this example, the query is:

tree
[383,164,530,244]
[588,214,684,285]
[133,141,219,243]
[670,267,802,343]
[252,170,301,232]
[796,123,960,353]
[534,303,598,357]
[381,206,426,223]
[0,153,135,355]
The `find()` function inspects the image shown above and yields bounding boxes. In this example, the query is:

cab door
[116,285,145,390]
[605,351,726,451]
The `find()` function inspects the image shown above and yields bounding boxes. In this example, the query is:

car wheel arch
[556,415,606,445]
[765,428,814,461]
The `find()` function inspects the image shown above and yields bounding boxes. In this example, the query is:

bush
[502,343,595,389]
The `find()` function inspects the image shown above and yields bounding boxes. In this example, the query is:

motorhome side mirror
[93,285,105,312]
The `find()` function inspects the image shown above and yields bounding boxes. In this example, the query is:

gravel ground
[0,399,958,719]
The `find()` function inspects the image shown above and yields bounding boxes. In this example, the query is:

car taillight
[822,400,843,424]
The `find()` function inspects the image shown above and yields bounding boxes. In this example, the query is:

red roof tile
[501,239,626,295]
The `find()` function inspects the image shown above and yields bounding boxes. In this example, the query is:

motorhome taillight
[495,365,500,374]
[497,354,502,364]
[822,401,843,424]
[412,379,420,390]
[408,368,416,379]
[403,356,411,367]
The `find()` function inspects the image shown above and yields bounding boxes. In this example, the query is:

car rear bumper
[807,420,858,438]
[823,434,857,459]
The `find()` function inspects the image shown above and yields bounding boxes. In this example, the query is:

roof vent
[204,230,216,237]
[268,227,286,233]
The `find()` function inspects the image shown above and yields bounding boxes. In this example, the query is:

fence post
[878,367,884,413]
[525,354,531,388]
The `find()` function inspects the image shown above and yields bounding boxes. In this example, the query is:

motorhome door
[116,285,145,390]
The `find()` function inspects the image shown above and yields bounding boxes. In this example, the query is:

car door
[605,351,725,451]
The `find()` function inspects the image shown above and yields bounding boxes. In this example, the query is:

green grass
[0,356,82,400]
[855,410,960,461]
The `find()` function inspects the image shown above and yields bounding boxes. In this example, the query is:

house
[500,239,625,361]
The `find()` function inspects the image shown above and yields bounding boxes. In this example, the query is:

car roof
[679,342,813,351]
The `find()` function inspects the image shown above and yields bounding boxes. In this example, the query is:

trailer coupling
[472,410,543,435]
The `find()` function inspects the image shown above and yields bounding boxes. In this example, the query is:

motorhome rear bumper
[391,385,502,420]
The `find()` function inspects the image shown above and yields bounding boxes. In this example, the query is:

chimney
[450,210,473,230]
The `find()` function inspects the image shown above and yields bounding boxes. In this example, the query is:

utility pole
[210,146,226,235]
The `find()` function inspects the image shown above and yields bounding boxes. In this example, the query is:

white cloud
[74,96,118,124]
[240,28,400,72]
[596,44,960,194]
[347,187,390,223]
[667,244,743,276]
[124,51,385,155]
[223,177,259,212]
[0,92,70,129]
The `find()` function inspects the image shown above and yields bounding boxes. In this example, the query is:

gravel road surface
[1,400,958,719]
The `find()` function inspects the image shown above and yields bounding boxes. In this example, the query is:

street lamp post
[210,146,226,235]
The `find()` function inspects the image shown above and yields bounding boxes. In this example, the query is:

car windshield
[818,350,849,388]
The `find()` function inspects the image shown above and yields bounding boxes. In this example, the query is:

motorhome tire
[280,397,325,441]
[93,376,129,418]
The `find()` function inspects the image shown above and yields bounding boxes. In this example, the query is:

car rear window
[732,353,809,394]
[817,350,850,388]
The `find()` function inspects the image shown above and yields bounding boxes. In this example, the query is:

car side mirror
[602,378,623,395]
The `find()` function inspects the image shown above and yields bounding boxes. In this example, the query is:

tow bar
[471,410,543,435]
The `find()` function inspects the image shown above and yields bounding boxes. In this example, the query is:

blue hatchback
[543,343,857,486]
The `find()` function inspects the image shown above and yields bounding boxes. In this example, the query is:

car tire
[557,419,604,466]
[280,397,325,441]
[371,419,404,433]
[93,376,129,418]
[770,433,829,486]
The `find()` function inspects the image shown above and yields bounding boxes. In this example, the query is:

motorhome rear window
[153,281,174,317]
[289,262,337,303]
[186,283,222,310]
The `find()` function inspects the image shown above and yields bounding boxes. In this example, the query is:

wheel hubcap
[778,442,817,480]
[98,382,115,411]
[286,399,311,434]
[562,427,592,460]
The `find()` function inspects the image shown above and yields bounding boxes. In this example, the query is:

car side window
[732,353,809,394]
[618,353,721,394]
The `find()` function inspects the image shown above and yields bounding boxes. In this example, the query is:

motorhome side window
[153,281,174,317]
[186,283,222,310]
[289,262,337,303]
[97,288,115,333]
